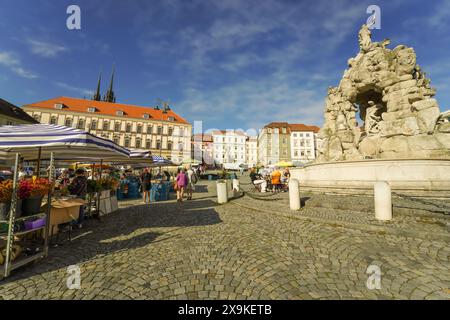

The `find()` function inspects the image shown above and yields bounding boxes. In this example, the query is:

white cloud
[0,51,38,79]
[53,81,94,97]
[26,39,68,58]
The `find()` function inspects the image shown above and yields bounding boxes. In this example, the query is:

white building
[246,136,258,168]
[289,124,320,165]
[211,130,247,166]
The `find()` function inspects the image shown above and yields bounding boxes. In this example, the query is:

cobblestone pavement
[0,177,449,300]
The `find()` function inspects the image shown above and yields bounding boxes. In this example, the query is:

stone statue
[358,24,372,52]
[364,101,382,134]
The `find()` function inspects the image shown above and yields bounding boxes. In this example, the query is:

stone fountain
[291,25,450,197]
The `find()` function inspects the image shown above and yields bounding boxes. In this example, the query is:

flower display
[18,177,52,199]
[0,180,13,203]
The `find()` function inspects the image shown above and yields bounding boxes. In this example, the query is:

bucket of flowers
[0,180,14,220]
[19,177,52,216]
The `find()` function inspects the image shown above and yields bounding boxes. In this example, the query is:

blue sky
[0,0,449,131]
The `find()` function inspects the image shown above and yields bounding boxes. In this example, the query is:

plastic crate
[24,217,46,230]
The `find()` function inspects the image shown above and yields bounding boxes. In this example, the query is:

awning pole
[36,147,41,178]
[43,152,54,257]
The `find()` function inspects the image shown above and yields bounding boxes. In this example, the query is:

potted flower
[0,180,13,220]
[19,177,52,216]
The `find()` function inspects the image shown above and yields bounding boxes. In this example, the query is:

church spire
[103,65,116,103]
[92,72,102,101]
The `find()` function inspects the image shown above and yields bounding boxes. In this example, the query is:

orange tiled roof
[23,96,190,125]
[288,123,320,133]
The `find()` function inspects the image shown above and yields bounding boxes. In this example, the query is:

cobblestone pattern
[0,177,449,300]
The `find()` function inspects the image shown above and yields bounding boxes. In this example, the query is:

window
[77,119,84,129]
[168,116,175,121]
[124,138,130,148]
[87,107,96,113]
[103,121,109,131]
[282,128,286,134]
[91,120,97,130]
[157,126,162,135]
[50,116,57,125]
[306,133,310,137]
[293,133,297,137]
[146,140,151,149]
[65,118,72,127]
[116,110,124,116]
[168,127,173,136]
[33,114,41,122]
[54,103,63,110]
[156,140,161,150]
[143,113,150,119]
[6,121,13,125]
[135,138,141,149]
[126,123,131,133]
[294,151,298,157]
[147,125,153,134]
[115,122,121,132]
[137,124,142,133]
[113,136,119,144]
[167,142,172,150]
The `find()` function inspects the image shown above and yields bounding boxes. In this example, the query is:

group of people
[174,165,199,203]
[250,166,291,192]
[140,165,200,204]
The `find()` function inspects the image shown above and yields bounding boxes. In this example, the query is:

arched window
[77,119,85,129]
[113,136,119,145]
[146,140,151,149]
[115,122,121,132]
[124,138,130,148]
[135,138,141,148]
[33,114,41,122]
[167,142,172,150]
[65,118,72,127]
[126,123,132,133]
[91,120,97,130]
[137,124,142,133]
[102,121,109,131]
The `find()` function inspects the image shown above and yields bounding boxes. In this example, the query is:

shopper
[185,165,198,200]
[140,168,152,204]
[68,168,88,228]
[176,168,187,203]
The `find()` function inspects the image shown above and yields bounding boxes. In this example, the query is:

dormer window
[54,103,64,110]
[168,116,175,121]
[87,107,96,113]
[143,113,151,119]
[116,110,124,116]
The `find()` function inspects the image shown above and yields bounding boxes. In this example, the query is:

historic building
[289,124,320,165]
[211,130,247,166]
[0,98,38,126]
[258,122,320,166]
[191,133,214,166]
[245,136,258,168]
[22,72,191,163]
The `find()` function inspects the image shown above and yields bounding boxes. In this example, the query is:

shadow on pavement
[1,198,222,284]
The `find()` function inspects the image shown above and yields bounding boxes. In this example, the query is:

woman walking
[140,168,152,204]
[176,168,187,203]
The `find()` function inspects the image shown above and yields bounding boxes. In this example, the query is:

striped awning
[0,124,130,161]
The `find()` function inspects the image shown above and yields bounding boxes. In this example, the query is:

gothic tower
[103,66,116,103]
[92,72,102,101]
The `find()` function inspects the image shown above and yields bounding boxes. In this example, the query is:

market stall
[0,124,130,278]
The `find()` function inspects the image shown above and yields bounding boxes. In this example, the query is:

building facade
[289,124,320,165]
[191,133,214,166]
[211,130,247,166]
[257,122,291,166]
[23,96,192,163]
[245,136,258,168]
[258,122,320,166]
[0,98,38,126]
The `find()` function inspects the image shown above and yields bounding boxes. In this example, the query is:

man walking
[185,165,198,200]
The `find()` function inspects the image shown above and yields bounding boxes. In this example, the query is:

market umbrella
[274,161,295,167]
[0,124,130,161]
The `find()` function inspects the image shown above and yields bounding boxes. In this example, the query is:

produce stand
[0,124,130,279]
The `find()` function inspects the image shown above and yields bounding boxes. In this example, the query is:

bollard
[217,180,228,204]
[374,181,392,221]
[232,179,240,191]
[288,179,300,210]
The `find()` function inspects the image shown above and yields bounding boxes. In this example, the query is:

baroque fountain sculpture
[317,24,450,162]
